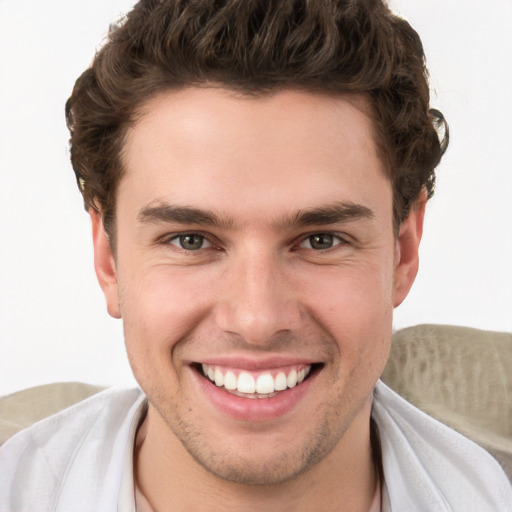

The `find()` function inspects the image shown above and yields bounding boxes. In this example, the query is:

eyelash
[159,231,349,253]
[297,232,349,251]
[159,232,216,252]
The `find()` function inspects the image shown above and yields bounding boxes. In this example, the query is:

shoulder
[0,386,145,512]
[373,381,512,512]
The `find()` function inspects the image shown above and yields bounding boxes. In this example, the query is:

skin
[91,87,425,511]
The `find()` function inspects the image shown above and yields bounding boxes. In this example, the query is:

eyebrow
[137,201,374,230]
[289,202,374,228]
[138,203,234,229]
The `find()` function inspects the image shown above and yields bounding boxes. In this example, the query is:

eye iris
[310,234,333,250]
[179,234,203,250]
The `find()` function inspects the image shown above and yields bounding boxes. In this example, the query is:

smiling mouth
[195,363,322,399]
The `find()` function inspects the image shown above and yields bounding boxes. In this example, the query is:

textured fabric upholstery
[382,324,512,481]
[0,382,104,445]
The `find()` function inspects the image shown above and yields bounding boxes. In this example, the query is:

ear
[90,209,121,319]
[393,190,427,308]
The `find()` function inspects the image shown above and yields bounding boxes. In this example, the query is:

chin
[184,440,331,486]
[160,402,349,487]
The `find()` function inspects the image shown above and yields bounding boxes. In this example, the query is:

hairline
[102,84,403,254]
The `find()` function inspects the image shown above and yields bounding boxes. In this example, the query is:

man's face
[93,88,421,485]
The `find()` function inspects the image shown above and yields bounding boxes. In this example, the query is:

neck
[135,400,378,512]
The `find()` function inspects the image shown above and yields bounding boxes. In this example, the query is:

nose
[214,250,302,346]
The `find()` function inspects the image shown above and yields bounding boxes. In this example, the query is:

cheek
[118,268,214,378]
[120,264,210,327]
[299,261,394,367]
[303,257,394,322]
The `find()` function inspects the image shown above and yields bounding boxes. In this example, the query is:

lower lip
[194,368,318,422]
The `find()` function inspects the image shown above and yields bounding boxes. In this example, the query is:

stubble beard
[149,381,369,487]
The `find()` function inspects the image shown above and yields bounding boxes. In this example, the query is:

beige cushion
[0,381,104,445]
[382,324,512,480]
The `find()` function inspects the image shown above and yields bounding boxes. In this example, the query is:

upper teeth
[202,364,312,396]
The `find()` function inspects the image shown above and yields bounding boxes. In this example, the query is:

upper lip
[190,356,320,371]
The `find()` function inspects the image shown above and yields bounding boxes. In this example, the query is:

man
[1,0,511,510]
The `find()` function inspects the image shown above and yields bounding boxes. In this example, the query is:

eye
[300,233,344,250]
[169,234,212,251]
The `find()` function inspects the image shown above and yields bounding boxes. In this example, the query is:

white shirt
[1,382,510,511]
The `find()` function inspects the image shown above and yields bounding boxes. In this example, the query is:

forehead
[119,87,391,223]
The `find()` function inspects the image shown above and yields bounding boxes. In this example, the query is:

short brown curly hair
[66,0,448,240]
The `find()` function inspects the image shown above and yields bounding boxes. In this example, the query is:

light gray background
[1,0,511,395]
